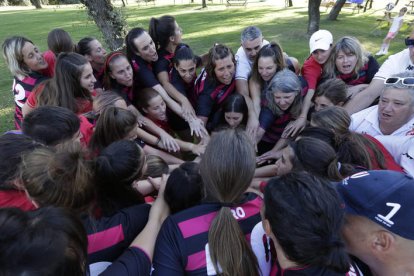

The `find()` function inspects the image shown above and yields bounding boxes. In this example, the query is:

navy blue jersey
[194,69,236,131]
[131,55,159,91]
[84,204,150,264]
[154,48,175,75]
[100,247,151,275]
[152,193,263,275]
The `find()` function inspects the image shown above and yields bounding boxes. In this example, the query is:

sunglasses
[405,37,414,47]
[384,77,414,86]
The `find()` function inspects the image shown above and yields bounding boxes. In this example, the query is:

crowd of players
[1,13,414,275]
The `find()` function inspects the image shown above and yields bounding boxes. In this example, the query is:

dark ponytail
[291,137,350,181]
[148,15,176,50]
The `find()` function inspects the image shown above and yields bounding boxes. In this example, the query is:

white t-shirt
[373,49,414,81]
[235,39,269,81]
[350,105,414,136]
[375,135,414,177]
[389,15,404,33]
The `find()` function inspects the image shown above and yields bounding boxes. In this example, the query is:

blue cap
[336,170,414,240]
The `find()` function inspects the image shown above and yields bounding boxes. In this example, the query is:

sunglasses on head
[405,37,414,47]
[384,77,414,86]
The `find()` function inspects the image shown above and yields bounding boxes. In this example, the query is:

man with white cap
[337,170,414,276]
[284,30,333,137]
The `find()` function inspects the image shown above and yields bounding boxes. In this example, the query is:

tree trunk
[202,0,206,8]
[80,0,128,51]
[288,0,293,6]
[285,0,292,7]
[328,0,346,20]
[30,0,42,8]
[308,0,321,35]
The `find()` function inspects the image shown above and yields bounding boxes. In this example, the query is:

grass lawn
[0,2,412,132]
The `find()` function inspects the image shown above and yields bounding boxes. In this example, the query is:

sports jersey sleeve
[152,216,186,276]
[154,56,170,75]
[132,58,160,89]
[136,65,159,88]
[196,86,215,118]
[86,204,151,264]
[100,247,151,275]
[259,106,277,130]
[301,56,322,90]
[170,69,187,96]
[365,55,380,83]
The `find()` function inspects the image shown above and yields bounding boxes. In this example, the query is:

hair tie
[337,162,341,170]
[330,239,344,248]
[104,51,124,71]
[221,202,234,208]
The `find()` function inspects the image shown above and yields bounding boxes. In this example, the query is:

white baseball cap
[309,30,333,54]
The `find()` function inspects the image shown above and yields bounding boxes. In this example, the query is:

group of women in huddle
[0,14,403,276]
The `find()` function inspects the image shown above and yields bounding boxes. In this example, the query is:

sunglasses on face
[405,37,414,47]
[384,77,414,86]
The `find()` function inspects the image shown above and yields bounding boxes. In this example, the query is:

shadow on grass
[0,4,409,132]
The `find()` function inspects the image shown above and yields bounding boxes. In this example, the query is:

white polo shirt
[375,135,414,178]
[235,40,269,81]
[350,105,414,136]
[374,49,414,81]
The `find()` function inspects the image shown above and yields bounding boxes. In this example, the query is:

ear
[85,54,93,62]
[142,107,148,114]
[169,35,175,43]
[338,101,345,106]
[371,230,394,253]
[109,71,116,80]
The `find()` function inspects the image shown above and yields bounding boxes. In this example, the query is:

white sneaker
[375,50,384,56]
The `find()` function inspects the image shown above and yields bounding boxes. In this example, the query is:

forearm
[249,80,262,117]
[163,81,189,105]
[174,139,194,152]
[136,128,160,146]
[254,165,278,178]
[158,72,190,104]
[153,85,185,119]
[344,79,384,114]
[130,219,163,260]
[256,127,266,143]
[271,138,288,152]
[142,117,169,138]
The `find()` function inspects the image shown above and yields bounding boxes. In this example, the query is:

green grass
[0,3,411,132]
